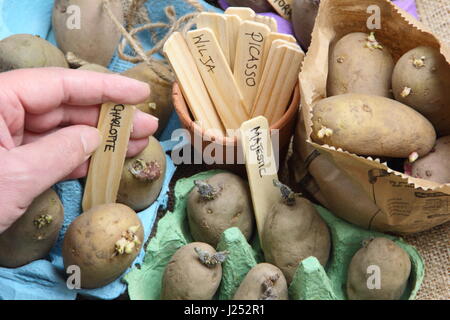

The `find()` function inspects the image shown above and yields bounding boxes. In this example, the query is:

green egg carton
[124,170,424,300]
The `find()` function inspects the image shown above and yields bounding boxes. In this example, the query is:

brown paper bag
[292,0,450,234]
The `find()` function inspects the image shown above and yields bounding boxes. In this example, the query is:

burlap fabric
[401,0,450,300]
[416,0,450,46]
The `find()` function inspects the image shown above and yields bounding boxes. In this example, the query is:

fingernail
[81,127,101,155]
[136,110,159,123]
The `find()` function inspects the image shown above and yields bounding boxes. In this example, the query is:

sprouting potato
[392,46,450,136]
[62,203,143,289]
[117,137,166,212]
[311,93,437,158]
[262,181,331,283]
[347,238,411,300]
[187,172,255,247]
[0,189,64,268]
[161,242,228,300]
[327,32,394,97]
[233,263,289,300]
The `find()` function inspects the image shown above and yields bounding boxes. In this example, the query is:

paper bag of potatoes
[291,0,450,234]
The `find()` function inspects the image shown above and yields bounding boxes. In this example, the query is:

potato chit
[347,238,411,300]
[311,94,436,158]
[187,172,255,247]
[117,137,166,212]
[392,46,450,136]
[262,180,330,283]
[327,32,394,98]
[233,263,289,300]
[0,189,64,268]
[408,136,450,184]
[161,242,228,300]
[63,204,143,289]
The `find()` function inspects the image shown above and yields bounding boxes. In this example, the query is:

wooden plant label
[265,44,304,124]
[267,0,293,20]
[225,14,242,70]
[224,7,256,21]
[196,12,231,65]
[240,116,279,242]
[254,15,278,32]
[234,21,271,112]
[163,32,225,134]
[262,33,297,69]
[186,28,249,130]
[251,41,287,117]
[82,103,135,212]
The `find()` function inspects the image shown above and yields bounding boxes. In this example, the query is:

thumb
[9,125,101,198]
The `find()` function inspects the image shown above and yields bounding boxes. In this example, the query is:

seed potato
[52,0,124,67]
[161,242,226,300]
[187,172,255,247]
[0,189,64,268]
[0,34,68,71]
[262,181,331,283]
[311,94,437,158]
[408,136,450,184]
[122,63,174,137]
[347,237,411,300]
[233,263,289,300]
[392,46,450,136]
[62,203,143,289]
[117,136,167,212]
[78,63,113,73]
[327,32,394,97]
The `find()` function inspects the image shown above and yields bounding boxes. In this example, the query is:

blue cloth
[0,0,220,300]
[0,141,176,300]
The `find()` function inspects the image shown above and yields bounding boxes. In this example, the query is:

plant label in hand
[82,103,135,212]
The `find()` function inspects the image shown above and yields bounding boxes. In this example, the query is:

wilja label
[104,104,125,152]
[191,33,216,73]
[268,0,293,20]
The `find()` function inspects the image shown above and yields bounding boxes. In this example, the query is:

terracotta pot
[172,82,300,174]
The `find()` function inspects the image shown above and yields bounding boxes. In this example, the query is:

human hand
[0,68,158,233]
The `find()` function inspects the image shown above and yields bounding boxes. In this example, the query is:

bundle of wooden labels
[164,7,305,137]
